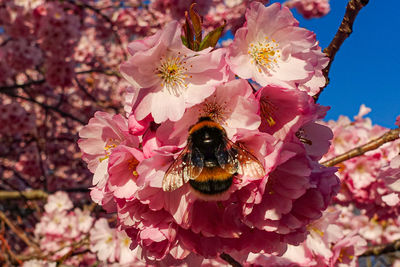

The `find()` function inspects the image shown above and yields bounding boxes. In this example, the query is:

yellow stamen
[128,158,139,178]
[200,95,230,125]
[156,55,189,96]
[260,97,277,127]
[248,37,281,72]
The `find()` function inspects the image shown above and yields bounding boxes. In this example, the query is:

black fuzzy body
[187,117,235,195]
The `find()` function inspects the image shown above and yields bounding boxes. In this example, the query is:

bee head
[189,117,226,151]
[192,126,224,148]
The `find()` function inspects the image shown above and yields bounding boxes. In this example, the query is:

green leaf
[199,21,226,51]
[181,35,188,47]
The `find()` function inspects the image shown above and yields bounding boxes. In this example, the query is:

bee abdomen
[189,176,233,195]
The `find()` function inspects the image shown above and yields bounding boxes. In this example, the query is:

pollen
[106,235,113,244]
[155,55,189,96]
[123,237,131,247]
[99,139,118,162]
[260,96,277,127]
[200,95,230,125]
[248,37,281,72]
[128,157,139,177]
[311,227,324,237]
[338,248,354,263]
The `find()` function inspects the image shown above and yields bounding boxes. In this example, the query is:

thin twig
[3,92,86,125]
[0,210,41,253]
[0,165,34,189]
[56,235,90,264]
[74,78,120,112]
[322,128,400,167]
[0,188,90,201]
[0,233,22,265]
[77,68,122,78]
[16,235,90,262]
[0,79,45,92]
[220,253,242,267]
[313,0,369,102]
[361,239,400,256]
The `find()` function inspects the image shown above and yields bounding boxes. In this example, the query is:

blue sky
[270,0,399,128]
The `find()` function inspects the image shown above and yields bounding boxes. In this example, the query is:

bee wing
[227,139,265,179]
[162,144,203,192]
[215,142,239,174]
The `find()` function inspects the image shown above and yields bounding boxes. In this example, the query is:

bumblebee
[162,117,265,196]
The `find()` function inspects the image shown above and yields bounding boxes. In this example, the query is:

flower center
[123,237,131,247]
[156,54,189,96]
[248,37,281,72]
[310,226,324,237]
[128,157,139,177]
[200,95,229,124]
[260,96,277,127]
[338,248,354,263]
[99,139,118,162]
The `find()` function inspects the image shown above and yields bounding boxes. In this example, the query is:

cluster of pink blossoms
[284,0,330,19]
[79,2,339,264]
[0,101,36,136]
[321,105,400,219]
[35,2,81,87]
[245,206,367,266]
[28,191,96,265]
[26,191,143,266]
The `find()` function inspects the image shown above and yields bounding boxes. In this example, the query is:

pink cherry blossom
[128,113,153,136]
[120,20,228,123]
[44,191,73,213]
[108,145,145,199]
[74,208,95,234]
[78,111,139,187]
[381,155,400,192]
[90,218,140,265]
[90,218,118,262]
[226,2,329,95]
[329,231,367,266]
[255,84,329,141]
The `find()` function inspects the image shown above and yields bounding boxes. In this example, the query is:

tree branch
[322,128,400,167]
[3,92,86,125]
[0,232,22,265]
[0,190,48,201]
[0,188,90,201]
[74,78,120,112]
[0,211,41,253]
[0,79,45,93]
[313,0,369,102]
[0,69,119,93]
[362,239,400,256]
[16,235,90,263]
[220,253,242,267]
